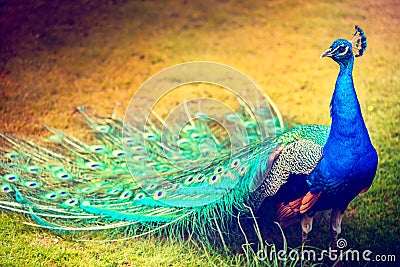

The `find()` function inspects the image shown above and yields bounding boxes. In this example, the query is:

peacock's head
[321,25,367,66]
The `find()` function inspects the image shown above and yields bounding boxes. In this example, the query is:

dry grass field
[0,0,399,266]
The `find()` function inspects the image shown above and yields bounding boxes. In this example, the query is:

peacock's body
[256,26,378,246]
[0,26,377,247]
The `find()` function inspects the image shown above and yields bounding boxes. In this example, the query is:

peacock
[0,25,377,249]
[256,25,378,248]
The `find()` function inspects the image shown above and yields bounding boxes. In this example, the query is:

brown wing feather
[275,191,322,227]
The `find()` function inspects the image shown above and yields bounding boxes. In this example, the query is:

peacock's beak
[320,48,333,58]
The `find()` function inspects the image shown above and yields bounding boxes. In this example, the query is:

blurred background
[0,0,399,266]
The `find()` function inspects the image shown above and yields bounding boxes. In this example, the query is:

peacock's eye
[338,46,346,53]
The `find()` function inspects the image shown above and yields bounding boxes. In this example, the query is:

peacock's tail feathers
[0,102,286,242]
[0,91,331,244]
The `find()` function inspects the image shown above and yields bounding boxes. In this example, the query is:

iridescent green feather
[0,105,280,242]
[0,105,330,244]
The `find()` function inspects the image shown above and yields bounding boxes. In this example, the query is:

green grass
[0,213,232,267]
[1,0,399,266]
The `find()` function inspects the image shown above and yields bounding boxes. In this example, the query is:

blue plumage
[311,37,377,198]
[267,26,378,246]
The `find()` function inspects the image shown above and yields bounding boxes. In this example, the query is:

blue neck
[325,57,371,154]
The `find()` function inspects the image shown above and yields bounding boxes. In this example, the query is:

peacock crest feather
[350,25,367,57]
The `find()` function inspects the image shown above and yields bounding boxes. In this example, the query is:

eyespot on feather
[118,190,133,201]
[214,166,224,174]
[231,159,240,169]
[95,125,111,133]
[23,180,41,189]
[153,190,165,200]
[134,192,146,200]
[5,152,19,160]
[195,174,205,183]
[3,173,19,182]
[89,145,106,153]
[209,174,221,184]
[184,176,195,185]
[0,184,13,193]
[63,198,79,208]
[26,165,41,173]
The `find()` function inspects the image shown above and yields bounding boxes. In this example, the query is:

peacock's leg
[301,212,314,245]
[330,208,345,249]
